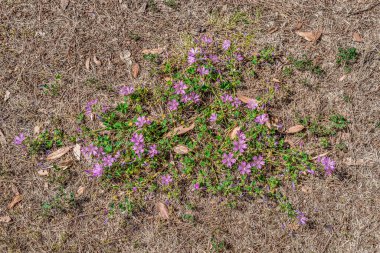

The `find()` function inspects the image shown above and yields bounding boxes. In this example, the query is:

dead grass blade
[120,50,132,66]
[85,57,91,70]
[46,146,73,160]
[352,32,363,42]
[142,48,164,55]
[4,90,10,102]
[285,125,305,134]
[76,186,85,197]
[33,125,41,135]
[156,202,169,219]
[73,144,81,161]
[312,152,329,160]
[37,169,49,176]
[164,76,172,82]
[173,145,190,154]
[132,63,140,78]
[57,159,74,170]
[287,222,300,231]
[229,126,241,139]
[237,94,257,104]
[165,123,195,137]
[268,27,278,34]
[93,55,101,66]
[0,216,11,223]
[7,195,22,209]
[0,129,6,146]
[296,31,322,42]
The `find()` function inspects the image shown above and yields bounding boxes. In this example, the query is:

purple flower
[131,133,144,157]
[85,99,98,116]
[222,40,231,51]
[274,83,280,92]
[189,92,201,103]
[14,133,26,145]
[238,161,252,175]
[222,153,236,168]
[235,53,244,61]
[91,163,104,177]
[231,98,242,108]
[102,105,110,113]
[209,113,217,122]
[188,55,196,64]
[202,36,213,44]
[132,187,137,192]
[319,156,336,176]
[188,48,200,64]
[307,169,315,175]
[173,81,187,95]
[133,143,144,158]
[131,133,144,145]
[233,139,247,153]
[252,155,265,169]
[102,155,116,167]
[82,143,99,157]
[255,114,269,125]
[246,99,258,110]
[237,131,246,141]
[161,174,173,186]
[193,183,200,190]
[233,130,247,153]
[95,147,106,158]
[119,86,134,96]
[221,93,233,103]
[188,48,199,57]
[181,94,191,103]
[296,210,308,225]
[208,54,219,63]
[167,99,179,111]
[197,66,209,76]
[148,144,159,158]
[135,116,151,128]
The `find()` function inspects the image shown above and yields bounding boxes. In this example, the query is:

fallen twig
[348,2,380,16]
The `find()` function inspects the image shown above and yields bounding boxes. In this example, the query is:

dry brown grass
[1,0,379,252]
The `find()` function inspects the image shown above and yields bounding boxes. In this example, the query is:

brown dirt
[1,1,379,252]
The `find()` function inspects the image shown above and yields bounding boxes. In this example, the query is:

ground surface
[1,0,379,252]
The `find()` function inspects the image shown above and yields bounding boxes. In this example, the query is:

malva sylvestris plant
[18,35,337,224]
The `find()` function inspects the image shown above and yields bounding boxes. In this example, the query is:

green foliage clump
[41,74,62,96]
[288,55,324,75]
[23,35,335,222]
[336,47,358,72]
[29,129,65,154]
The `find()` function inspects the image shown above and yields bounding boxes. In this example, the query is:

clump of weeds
[15,34,339,225]
[336,47,358,73]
